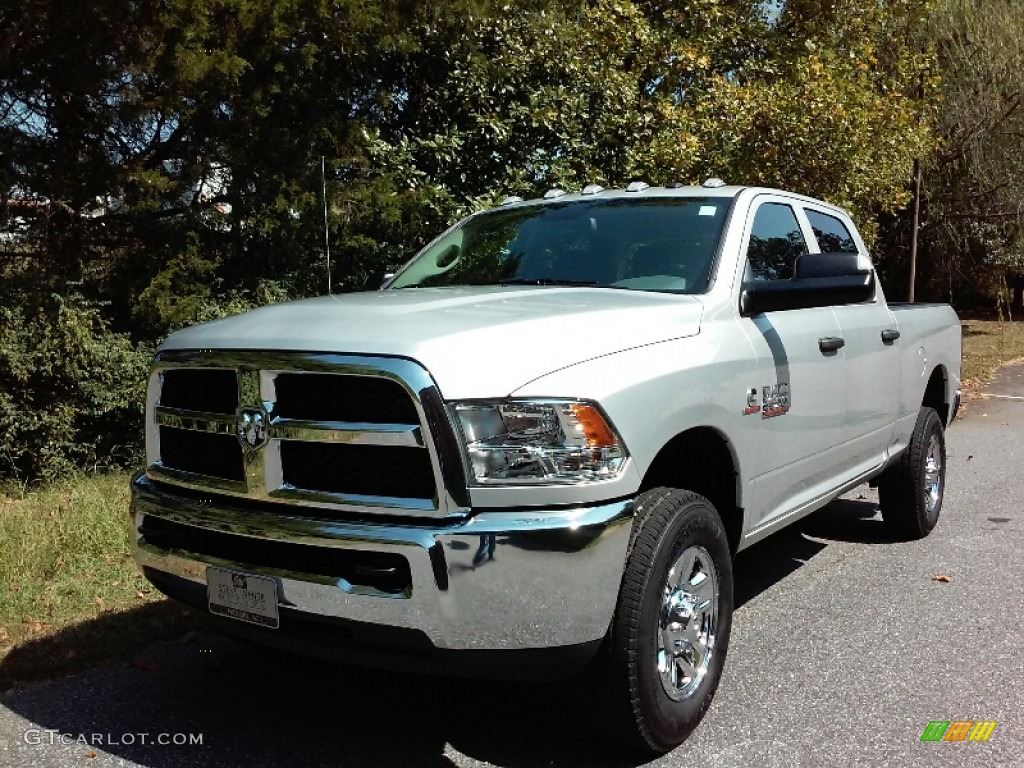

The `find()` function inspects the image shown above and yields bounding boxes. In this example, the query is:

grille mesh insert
[159,426,244,482]
[160,369,238,414]
[280,441,435,500]
[274,373,419,424]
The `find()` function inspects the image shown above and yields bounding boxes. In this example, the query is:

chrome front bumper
[130,475,633,656]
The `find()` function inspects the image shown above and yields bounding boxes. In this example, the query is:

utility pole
[908,158,921,303]
[322,155,332,294]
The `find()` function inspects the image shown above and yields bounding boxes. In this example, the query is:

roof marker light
[500,196,524,206]
[665,181,685,189]
[581,184,605,196]
[625,181,650,193]
[543,188,567,200]
[702,177,726,188]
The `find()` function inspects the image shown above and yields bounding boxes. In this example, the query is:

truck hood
[162,286,704,398]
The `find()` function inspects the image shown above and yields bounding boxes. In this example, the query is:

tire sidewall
[915,409,946,532]
[633,499,733,751]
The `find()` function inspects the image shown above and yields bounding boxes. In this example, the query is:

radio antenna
[321,155,332,294]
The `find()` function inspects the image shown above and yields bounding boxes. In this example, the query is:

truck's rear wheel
[585,487,733,754]
[878,406,945,540]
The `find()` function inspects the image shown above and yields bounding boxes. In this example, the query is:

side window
[805,209,857,253]
[745,203,808,282]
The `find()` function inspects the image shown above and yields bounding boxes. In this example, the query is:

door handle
[818,336,845,353]
[881,329,901,343]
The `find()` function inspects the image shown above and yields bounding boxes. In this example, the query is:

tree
[915,0,1024,307]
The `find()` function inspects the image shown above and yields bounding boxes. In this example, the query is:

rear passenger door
[737,197,849,531]
[800,205,900,474]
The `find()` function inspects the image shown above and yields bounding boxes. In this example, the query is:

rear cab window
[804,209,858,254]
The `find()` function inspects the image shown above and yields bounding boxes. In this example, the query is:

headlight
[453,400,628,485]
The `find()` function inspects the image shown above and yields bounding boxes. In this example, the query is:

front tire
[878,406,946,540]
[586,488,733,754]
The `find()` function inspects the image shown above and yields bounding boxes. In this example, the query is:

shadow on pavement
[0,600,201,693]
[3,633,644,768]
[2,495,898,768]
[798,498,898,545]
[733,497,896,608]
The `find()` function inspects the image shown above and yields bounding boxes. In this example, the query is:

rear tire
[582,487,733,755]
[878,406,945,540]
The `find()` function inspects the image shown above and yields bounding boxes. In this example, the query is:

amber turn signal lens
[569,404,618,447]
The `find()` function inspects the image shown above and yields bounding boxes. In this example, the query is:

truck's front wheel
[587,488,733,754]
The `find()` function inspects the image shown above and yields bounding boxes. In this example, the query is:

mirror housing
[740,252,874,316]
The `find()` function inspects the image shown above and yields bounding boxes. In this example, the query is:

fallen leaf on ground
[135,590,146,600]
[23,620,50,634]
[931,573,953,583]
[967,454,973,461]
[131,659,159,672]
[85,750,97,759]
[0,626,8,642]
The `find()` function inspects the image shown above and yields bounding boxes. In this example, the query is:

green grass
[960,317,1024,387]
[0,472,200,692]
[0,473,144,631]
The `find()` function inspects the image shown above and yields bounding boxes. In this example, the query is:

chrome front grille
[145,351,469,519]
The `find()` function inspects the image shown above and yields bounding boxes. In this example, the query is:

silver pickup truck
[130,181,961,753]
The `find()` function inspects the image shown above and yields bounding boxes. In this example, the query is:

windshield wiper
[500,278,600,287]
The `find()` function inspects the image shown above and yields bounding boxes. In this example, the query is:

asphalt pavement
[2,365,1022,768]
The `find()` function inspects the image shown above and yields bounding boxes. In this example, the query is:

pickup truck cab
[130,181,961,753]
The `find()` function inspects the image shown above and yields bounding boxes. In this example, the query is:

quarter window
[744,203,808,282]
[805,209,857,253]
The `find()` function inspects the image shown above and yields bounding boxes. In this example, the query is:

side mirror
[740,252,874,316]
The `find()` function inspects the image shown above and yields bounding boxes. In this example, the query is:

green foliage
[0,297,150,481]
[132,234,291,335]
[365,0,935,245]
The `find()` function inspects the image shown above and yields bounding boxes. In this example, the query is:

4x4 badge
[237,408,268,450]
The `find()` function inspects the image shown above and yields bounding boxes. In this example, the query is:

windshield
[388,197,732,293]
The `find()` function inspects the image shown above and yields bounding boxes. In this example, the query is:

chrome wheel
[589,488,733,753]
[923,434,942,514]
[657,545,718,701]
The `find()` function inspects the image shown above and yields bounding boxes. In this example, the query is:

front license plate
[207,567,280,629]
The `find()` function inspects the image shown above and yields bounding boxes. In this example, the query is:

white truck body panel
[163,286,704,400]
